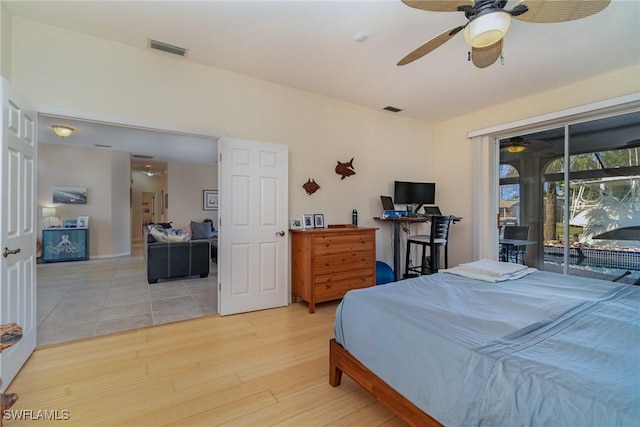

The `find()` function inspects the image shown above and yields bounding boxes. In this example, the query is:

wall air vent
[383,106,403,113]
[148,39,188,57]
[132,154,154,159]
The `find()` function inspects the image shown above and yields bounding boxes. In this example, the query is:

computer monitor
[394,181,436,213]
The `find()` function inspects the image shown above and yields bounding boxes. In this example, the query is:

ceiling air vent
[383,106,403,113]
[132,154,154,160]
[148,39,188,57]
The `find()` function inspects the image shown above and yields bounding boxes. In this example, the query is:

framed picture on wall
[203,190,218,210]
[53,186,87,204]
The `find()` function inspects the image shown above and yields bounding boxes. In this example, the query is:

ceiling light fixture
[463,11,511,48]
[51,125,74,138]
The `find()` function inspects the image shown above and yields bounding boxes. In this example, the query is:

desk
[499,238,537,263]
[375,216,461,281]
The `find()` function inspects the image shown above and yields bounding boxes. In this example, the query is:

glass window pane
[499,110,640,284]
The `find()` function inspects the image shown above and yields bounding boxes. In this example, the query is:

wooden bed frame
[329,338,442,427]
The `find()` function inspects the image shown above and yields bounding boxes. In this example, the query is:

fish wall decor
[303,178,320,195]
[335,158,356,179]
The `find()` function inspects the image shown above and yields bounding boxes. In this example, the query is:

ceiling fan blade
[402,0,473,12]
[471,38,503,68]
[512,0,611,23]
[398,25,464,66]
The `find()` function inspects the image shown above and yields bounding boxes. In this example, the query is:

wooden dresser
[291,227,377,313]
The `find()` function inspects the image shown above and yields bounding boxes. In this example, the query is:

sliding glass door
[499,111,640,284]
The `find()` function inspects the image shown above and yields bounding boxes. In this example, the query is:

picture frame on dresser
[77,216,89,228]
[302,214,314,229]
[314,214,325,228]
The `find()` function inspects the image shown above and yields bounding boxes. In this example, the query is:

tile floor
[37,246,218,346]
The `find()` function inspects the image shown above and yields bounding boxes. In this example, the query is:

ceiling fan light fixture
[463,11,511,48]
[51,125,74,138]
[507,144,526,153]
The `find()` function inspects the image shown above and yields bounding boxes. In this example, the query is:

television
[394,181,436,213]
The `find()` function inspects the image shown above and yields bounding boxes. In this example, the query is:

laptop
[422,206,442,216]
[380,196,395,211]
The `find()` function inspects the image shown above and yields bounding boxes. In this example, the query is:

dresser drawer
[313,233,374,256]
[290,227,377,313]
[314,269,374,301]
[313,252,374,275]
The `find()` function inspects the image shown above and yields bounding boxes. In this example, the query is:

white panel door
[218,138,288,315]
[0,78,37,391]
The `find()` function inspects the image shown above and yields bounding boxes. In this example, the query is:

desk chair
[404,215,452,277]
[501,225,530,264]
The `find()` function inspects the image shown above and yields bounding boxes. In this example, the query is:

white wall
[10,16,640,268]
[37,144,130,258]
[110,150,131,256]
[10,17,435,266]
[167,161,218,229]
[0,2,11,80]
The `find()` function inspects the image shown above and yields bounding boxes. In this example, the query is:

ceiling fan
[500,136,551,153]
[398,0,611,68]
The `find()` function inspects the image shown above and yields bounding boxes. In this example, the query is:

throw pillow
[178,224,191,240]
[168,234,188,242]
[150,226,169,243]
[191,221,211,240]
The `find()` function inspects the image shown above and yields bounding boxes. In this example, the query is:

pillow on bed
[442,259,537,282]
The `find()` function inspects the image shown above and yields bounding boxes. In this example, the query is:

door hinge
[219,152,222,162]
[218,282,221,292]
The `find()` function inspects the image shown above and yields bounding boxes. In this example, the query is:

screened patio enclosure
[499,110,640,284]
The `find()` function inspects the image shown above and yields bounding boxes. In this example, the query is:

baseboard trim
[90,252,132,259]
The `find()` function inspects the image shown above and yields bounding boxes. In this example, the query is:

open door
[0,78,37,390]
[218,138,288,315]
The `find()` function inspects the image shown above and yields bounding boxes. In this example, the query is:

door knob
[2,247,21,258]
[276,231,285,237]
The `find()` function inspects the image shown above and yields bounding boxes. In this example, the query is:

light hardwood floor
[6,301,406,426]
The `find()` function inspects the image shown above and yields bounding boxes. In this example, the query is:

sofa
[144,224,211,284]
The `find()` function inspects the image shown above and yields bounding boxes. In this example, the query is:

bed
[329,265,640,426]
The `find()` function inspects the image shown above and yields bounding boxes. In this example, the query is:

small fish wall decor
[303,178,320,195]
[335,158,356,180]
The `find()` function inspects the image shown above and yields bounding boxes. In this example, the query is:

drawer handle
[326,282,333,288]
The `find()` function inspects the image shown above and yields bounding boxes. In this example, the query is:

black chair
[501,225,530,264]
[404,215,452,277]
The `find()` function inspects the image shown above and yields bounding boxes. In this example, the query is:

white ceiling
[38,114,219,168]
[6,0,640,164]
